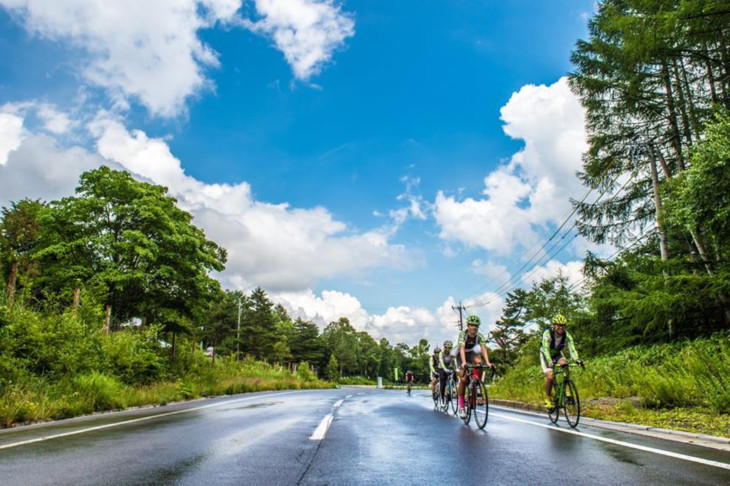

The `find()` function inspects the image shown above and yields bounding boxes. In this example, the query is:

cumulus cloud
[242,0,355,80]
[0,0,242,117]
[434,77,588,254]
[522,259,584,288]
[271,290,473,346]
[0,112,24,165]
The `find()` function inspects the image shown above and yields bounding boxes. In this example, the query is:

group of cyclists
[405,314,584,418]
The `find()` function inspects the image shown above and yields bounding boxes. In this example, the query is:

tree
[290,318,323,365]
[240,287,277,360]
[36,167,226,332]
[325,353,339,382]
[491,288,530,367]
[0,199,44,309]
[322,317,358,376]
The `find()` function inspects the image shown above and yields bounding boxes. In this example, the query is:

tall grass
[490,333,730,413]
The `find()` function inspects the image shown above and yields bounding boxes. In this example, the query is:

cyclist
[405,370,414,395]
[541,314,583,410]
[456,315,494,418]
[438,340,457,399]
[429,347,442,399]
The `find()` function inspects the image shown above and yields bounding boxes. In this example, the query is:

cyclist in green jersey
[456,315,494,419]
[437,340,456,399]
[429,346,442,399]
[541,314,584,410]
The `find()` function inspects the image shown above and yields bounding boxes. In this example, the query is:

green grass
[0,357,331,427]
[490,333,730,438]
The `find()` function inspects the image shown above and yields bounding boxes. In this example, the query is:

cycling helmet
[466,315,481,327]
[443,340,453,348]
[433,347,441,354]
[552,314,567,325]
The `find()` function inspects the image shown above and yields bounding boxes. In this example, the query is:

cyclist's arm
[541,329,553,364]
[438,351,447,370]
[457,330,467,367]
[566,332,579,361]
[480,342,491,367]
[429,358,435,374]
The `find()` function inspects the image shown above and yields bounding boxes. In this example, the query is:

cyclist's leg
[541,353,554,408]
[438,369,447,397]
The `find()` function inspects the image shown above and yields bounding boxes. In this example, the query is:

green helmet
[466,315,481,326]
[443,340,453,348]
[552,314,567,325]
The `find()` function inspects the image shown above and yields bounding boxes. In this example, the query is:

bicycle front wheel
[462,387,472,425]
[563,380,581,428]
[473,380,489,429]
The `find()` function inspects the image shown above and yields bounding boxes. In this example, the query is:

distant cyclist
[405,370,415,395]
[541,314,583,410]
[429,347,442,399]
[456,315,494,418]
[438,340,457,399]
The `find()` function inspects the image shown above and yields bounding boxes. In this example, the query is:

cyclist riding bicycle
[429,347,442,399]
[456,315,494,419]
[541,314,584,410]
[438,340,457,399]
[405,370,414,394]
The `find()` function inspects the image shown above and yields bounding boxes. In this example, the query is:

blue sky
[0,0,598,346]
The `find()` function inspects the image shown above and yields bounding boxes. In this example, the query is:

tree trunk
[662,61,686,171]
[102,303,111,334]
[72,287,81,313]
[649,147,675,338]
[6,259,18,310]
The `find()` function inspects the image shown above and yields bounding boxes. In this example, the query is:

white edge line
[491,412,730,471]
[310,414,334,441]
[0,391,296,451]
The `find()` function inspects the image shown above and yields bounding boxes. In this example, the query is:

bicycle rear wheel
[451,380,459,415]
[473,380,489,429]
[548,386,559,424]
[563,380,581,428]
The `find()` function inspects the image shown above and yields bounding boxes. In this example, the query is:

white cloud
[87,113,410,291]
[243,0,355,80]
[36,104,75,134]
[522,259,584,288]
[272,290,468,346]
[434,77,588,254]
[0,0,242,117]
[0,112,24,165]
[0,133,120,206]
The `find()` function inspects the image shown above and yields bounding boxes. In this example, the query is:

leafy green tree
[322,317,358,376]
[240,287,277,360]
[290,318,323,365]
[491,288,530,367]
[36,167,226,334]
[325,353,339,382]
[0,199,44,309]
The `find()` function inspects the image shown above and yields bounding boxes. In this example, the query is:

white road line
[334,400,344,408]
[310,414,334,441]
[491,412,730,471]
[0,392,296,451]
[346,394,353,398]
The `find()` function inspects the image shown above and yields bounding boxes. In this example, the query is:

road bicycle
[548,361,583,428]
[461,363,495,430]
[438,369,457,414]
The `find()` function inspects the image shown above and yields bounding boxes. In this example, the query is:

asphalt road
[0,387,728,485]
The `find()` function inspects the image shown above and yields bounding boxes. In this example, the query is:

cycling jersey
[541,327,579,363]
[439,349,455,370]
[458,329,486,354]
[429,355,440,374]
[405,373,414,381]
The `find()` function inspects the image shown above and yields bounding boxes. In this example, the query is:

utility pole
[237,298,242,361]
[452,301,466,331]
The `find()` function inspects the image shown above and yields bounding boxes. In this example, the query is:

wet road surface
[0,387,728,485]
